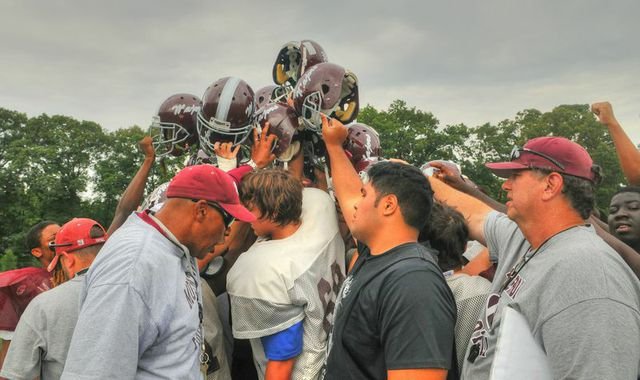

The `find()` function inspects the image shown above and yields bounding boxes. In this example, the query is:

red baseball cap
[47,218,108,272]
[165,164,256,223]
[485,136,596,183]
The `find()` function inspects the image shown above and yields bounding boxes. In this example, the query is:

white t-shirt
[228,188,346,380]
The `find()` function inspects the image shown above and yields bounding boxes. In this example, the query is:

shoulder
[227,244,293,302]
[88,215,182,287]
[539,227,640,316]
[301,188,338,225]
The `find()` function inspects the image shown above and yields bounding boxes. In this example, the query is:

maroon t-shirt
[0,267,52,331]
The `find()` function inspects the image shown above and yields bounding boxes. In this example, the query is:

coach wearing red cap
[1,218,107,380]
[429,136,640,379]
[62,165,256,379]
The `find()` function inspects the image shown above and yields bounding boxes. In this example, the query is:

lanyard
[467,224,582,364]
[136,211,209,375]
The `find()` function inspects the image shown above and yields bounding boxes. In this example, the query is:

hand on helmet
[251,123,277,168]
[139,136,155,160]
[426,160,476,193]
[213,142,241,159]
[321,114,348,147]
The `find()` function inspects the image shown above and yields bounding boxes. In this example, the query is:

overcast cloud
[1,0,639,143]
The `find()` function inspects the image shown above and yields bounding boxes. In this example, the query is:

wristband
[246,159,259,171]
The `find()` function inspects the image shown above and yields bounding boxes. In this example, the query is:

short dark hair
[533,169,595,219]
[25,220,58,251]
[419,202,469,272]
[240,169,303,226]
[367,161,433,231]
[613,186,640,198]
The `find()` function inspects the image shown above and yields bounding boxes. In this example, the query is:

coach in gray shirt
[430,136,640,379]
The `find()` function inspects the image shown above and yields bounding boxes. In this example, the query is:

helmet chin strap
[277,141,301,163]
[324,163,335,202]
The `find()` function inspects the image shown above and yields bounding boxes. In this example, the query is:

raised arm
[321,114,361,233]
[592,102,640,186]
[428,160,507,213]
[427,176,494,246]
[108,136,155,234]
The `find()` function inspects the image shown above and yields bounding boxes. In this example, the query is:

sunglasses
[48,241,73,253]
[510,146,565,170]
[192,199,235,228]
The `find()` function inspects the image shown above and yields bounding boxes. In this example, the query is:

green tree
[0,249,18,271]
[88,126,180,227]
[0,109,107,267]
[358,100,471,166]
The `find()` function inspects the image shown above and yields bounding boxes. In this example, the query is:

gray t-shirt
[0,273,85,380]
[462,211,640,379]
[61,213,203,379]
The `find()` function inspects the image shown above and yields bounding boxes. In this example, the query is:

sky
[1,0,639,143]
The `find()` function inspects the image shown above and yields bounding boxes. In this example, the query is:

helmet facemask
[301,91,324,133]
[196,111,253,155]
[149,116,192,157]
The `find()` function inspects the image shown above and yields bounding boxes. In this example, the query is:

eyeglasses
[192,199,235,228]
[510,146,565,170]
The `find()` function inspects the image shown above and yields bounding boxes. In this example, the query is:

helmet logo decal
[365,134,373,158]
[170,104,201,115]
[257,104,278,123]
[293,64,318,99]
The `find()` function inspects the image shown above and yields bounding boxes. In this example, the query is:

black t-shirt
[322,242,458,380]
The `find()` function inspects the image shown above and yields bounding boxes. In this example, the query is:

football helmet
[344,123,382,166]
[197,77,255,155]
[292,62,359,133]
[272,40,328,87]
[149,93,201,157]
[254,102,300,160]
[140,181,170,212]
[254,85,289,110]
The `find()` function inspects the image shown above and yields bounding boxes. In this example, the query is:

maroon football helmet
[254,85,289,110]
[344,123,382,166]
[272,40,328,87]
[292,62,359,133]
[149,93,201,157]
[197,77,255,154]
[298,40,328,79]
[254,103,300,160]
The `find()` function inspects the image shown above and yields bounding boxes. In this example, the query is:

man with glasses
[429,136,640,379]
[61,165,256,379]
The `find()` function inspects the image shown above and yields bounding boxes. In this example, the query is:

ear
[31,248,43,258]
[541,172,564,201]
[381,194,399,216]
[62,254,75,270]
[193,200,208,222]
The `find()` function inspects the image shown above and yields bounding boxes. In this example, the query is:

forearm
[606,120,640,185]
[265,358,295,380]
[428,177,491,245]
[326,144,361,228]
[108,156,154,234]
[462,185,506,213]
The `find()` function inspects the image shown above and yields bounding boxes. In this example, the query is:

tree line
[0,101,625,270]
